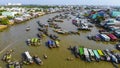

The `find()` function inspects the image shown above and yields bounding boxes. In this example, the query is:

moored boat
[33,55,43,65]
[93,50,100,62]
[72,46,79,58]
[79,47,84,59]
[102,51,111,62]
[2,50,13,63]
[97,49,105,60]
[84,48,91,62]
[8,62,14,68]
[88,49,95,61]
[24,51,34,64]
[47,40,53,48]
[55,40,60,47]
[14,62,22,68]
[27,38,41,46]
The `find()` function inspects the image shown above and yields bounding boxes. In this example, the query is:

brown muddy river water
[0,12,120,68]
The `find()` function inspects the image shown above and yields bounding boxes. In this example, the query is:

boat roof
[84,48,89,56]
[88,49,94,56]
[97,49,104,56]
[93,50,100,58]
[24,51,32,59]
[79,47,84,55]
[100,34,110,39]
[107,34,117,39]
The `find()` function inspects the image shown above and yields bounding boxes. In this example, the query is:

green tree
[7,16,14,20]
[0,18,9,25]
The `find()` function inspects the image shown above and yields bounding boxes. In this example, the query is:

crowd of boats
[47,15,80,35]
[87,33,118,42]
[2,50,45,68]
[1,50,22,68]
[72,18,93,31]
[71,46,120,64]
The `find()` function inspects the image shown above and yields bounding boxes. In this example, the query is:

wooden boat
[93,50,100,62]
[68,31,80,35]
[88,49,95,61]
[104,49,112,61]
[97,49,105,60]
[99,34,110,41]
[49,34,60,41]
[24,51,34,64]
[26,26,30,31]
[99,30,109,34]
[55,40,60,47]
[53,29,67,34]
[37,32,45,38]
[47,40,53,48]
[54,19,64,22]
[107,34,117,41]
[28,38,41,46]
[14,62,22,68]
[43,54,48,59]
[51,40,56,48]
[26,39,31,46]
[92,34,101,41]
[8,62,14,68]
[79,47,84,59]
[2,51,12,63]
[72,46,79,58]
[102,51,111,62]
[33,55,43,65]
[37,21,44,28]
[77,27,91,31]
[84,48,91,62]
[8,61,22,68]
[87,35,93,40]
[47,18,53,22]
[111,55,118,63]
[114,54,120,63]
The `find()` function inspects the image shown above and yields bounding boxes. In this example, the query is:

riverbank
[0,25,7,30]
[0,12,47,31]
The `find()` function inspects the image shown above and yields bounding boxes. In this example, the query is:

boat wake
[0,40,17,54]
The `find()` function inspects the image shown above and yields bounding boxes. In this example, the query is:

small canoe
[26,27,30,31]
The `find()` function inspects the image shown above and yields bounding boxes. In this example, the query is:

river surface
[0,12,120,68]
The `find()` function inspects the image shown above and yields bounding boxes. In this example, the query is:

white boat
[84,48,91,62]
[88,49,95,61]
[24,51,33,64]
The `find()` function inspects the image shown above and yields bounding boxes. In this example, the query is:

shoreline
[0,12,50,31]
